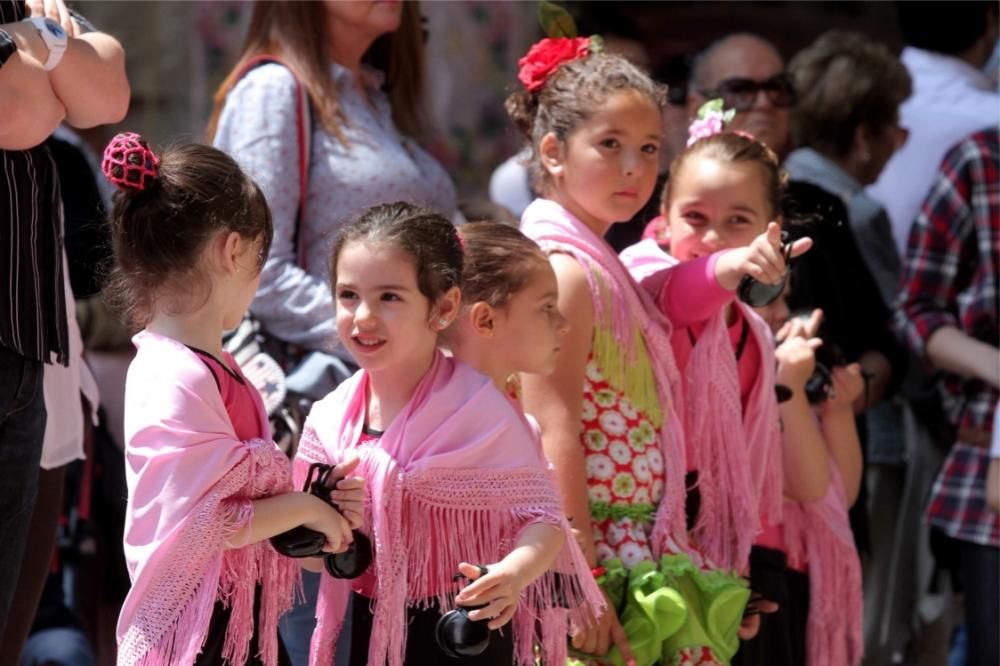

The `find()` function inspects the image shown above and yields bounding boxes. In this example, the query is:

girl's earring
[438,318,449,329]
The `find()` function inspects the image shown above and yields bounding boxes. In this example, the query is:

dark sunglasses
[737,231,795,308]
[701,74,797,112]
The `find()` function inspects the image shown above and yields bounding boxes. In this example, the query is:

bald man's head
[688,33,792,157]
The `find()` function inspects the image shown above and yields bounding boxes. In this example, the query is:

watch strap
[0,30,16,69]
[24,16,67,71]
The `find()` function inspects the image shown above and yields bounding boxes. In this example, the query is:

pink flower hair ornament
[686,99,756,147]
[102,132,160,191]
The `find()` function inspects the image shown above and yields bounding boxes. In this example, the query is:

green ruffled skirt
[568,555,749,666]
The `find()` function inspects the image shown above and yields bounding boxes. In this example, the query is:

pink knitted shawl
[294,352,604,666]
[520,199,690,557]
[117,331,298,666]
[783,465,864,666]
[620,240,783,572]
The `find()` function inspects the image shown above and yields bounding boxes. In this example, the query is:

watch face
[43,19,65,39]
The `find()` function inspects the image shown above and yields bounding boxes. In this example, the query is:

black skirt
[731,546,809,666]
[348,592,515,665]
[195,586,292,666]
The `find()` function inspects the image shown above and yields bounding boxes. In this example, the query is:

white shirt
[867,47,1000,256]
[41,252,99,469]
[992,400,1000,459]
[488,152,534,219]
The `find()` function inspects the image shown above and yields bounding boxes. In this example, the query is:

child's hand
[303,497,354,554]
[569,588,635,663]
[454,561,526,630]
[775,334,822,391]
[739,596,779,640]
[716,222,812,291]
[776,308,823,344]
[821,363,864,414]
[324,455,366,529]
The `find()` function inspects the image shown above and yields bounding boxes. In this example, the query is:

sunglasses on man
[700,74,797,111]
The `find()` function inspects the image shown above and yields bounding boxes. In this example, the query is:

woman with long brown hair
[210,3,462,662]
[211,0,461,369]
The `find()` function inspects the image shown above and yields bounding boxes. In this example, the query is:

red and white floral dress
[581,355,728,666]
[581,355,665,567]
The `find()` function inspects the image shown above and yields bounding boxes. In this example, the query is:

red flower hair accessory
[102,132,160,191]
[517,36,599,93]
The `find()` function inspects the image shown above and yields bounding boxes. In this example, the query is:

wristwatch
[23,16,67,71]
[0,30,16,70]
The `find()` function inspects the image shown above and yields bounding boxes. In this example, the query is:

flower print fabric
[582,354,664,568]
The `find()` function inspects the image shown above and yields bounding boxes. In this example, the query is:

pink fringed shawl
[620,240,783,572]
[783,465,864,666]
[295,352,604,666]
[117,331,298,666]
[520,199,691,558]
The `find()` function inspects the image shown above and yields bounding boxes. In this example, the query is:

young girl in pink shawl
[508,37,752,666]
[755,294,866,666]
[104,134,361,666]
[294,203,602,666]
[620,118,839,666]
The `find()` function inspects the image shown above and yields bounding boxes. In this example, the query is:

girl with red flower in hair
[511,35,752,666]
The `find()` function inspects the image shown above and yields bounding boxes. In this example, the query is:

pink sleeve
[657,251,735,328]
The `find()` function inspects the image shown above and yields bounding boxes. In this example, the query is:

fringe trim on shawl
[683,311,760,572]
[593,324,664,430]
[784,471,863,666]
[320,462,605,666]
[117,439,298,666]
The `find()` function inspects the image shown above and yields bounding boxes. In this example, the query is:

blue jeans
[20,627,95,666]
[961,541,999,666]
[0,345,46,641]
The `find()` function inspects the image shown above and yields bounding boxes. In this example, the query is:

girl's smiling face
[334,240,440,375]
[664,155,775,261]
[543,90,663,234]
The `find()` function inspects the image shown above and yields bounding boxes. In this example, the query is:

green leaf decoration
[696,98,725,121]
[589,34,606,54]
[538,0,577,38]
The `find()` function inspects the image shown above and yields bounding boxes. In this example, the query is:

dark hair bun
[102,132,160,191]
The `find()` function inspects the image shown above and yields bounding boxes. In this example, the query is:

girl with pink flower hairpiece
[621,102,830,665]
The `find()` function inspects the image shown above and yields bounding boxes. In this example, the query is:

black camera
[803,341,847,404]
[434,566,492,658]
[270,462,372,579]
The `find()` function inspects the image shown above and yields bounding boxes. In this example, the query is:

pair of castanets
[272,464,492,659]
[270,462,372,579]
[436,565,495,658]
